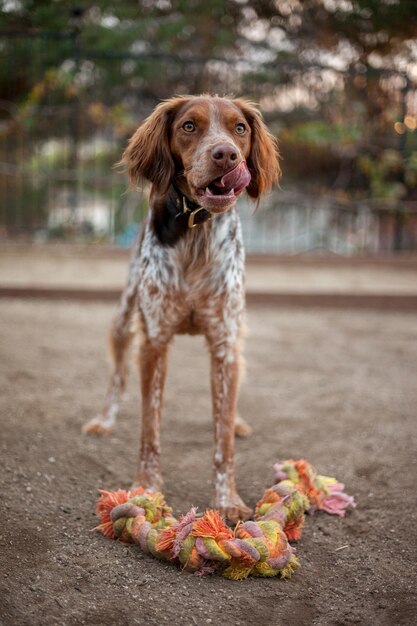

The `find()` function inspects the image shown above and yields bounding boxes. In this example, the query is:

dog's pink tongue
[218,161,251,192]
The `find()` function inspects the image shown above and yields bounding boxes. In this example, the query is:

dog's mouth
[197,161,251,206]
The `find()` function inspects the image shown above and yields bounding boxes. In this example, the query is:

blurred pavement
[0,245,416,306]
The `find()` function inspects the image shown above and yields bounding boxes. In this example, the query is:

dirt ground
[1,298,416,626]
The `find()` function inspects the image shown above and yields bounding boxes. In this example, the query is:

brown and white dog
[83,95,280,522]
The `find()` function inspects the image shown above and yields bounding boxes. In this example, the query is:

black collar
[171,185,213,229]
[152,185,213,246]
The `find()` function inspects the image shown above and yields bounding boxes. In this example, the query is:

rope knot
[94,459,355,579]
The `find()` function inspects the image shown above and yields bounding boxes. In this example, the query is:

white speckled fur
[135,207,244,339]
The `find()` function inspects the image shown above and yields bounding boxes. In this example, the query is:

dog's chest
[136,209,245,338]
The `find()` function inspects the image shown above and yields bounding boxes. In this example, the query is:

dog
[83,95,280,522]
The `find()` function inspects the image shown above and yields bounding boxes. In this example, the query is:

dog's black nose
[211,144,238,169]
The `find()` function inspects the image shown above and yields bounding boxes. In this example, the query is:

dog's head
[122,95,281,214]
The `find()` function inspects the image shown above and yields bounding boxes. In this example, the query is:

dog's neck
[151,184,220,247]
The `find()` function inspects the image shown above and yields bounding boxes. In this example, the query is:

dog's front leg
[209,340,251,523]
[134,337,169,491]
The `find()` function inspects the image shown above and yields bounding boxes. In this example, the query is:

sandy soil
[1,299,416,626]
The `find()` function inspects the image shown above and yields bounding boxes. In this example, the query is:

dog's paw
[224,501,252,524]
[213,491,252,524]
[234,416,253,438]
[134,466,163,493]
[82,416,113,436]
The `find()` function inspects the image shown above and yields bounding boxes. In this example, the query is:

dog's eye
[235,123,246,134]
[183,121,195,132]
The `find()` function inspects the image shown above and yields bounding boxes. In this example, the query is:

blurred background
[2,7,417,624]
[1,0,417,254]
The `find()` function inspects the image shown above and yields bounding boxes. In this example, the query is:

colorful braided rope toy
[95,459,355,580]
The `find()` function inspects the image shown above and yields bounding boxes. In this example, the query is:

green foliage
[2,0,416,107]
[358,150,417,200]
[405,152,417,189]
[1,0,416,236]
[283,121,361,146]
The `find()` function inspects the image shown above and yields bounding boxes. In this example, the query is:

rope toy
[95,459,355,580]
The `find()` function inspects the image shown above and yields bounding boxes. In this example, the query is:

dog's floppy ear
[233,99,281,200]
[121,98,187,195]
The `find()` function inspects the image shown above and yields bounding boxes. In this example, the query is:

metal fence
[1,28,416,254]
